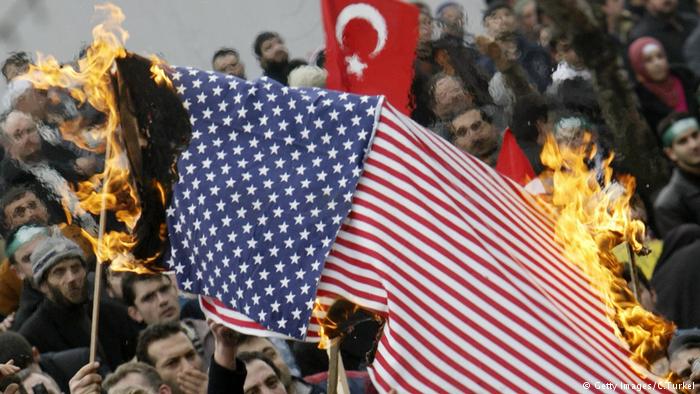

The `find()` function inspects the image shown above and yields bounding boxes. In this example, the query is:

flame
[540,133,674,369]
[20,4,161,273]
[149,55,173,87]
[314,300,334,349]
[22,4,126,151]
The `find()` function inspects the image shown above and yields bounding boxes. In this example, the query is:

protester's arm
[207,320,246,394]
[654,206,687,239]
[476,35,537,96]
[68,361,102,394]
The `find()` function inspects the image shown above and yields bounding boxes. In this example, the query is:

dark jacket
[635,65,699,133]
[629,11,699,64]
[40,347,111,393]
[262,61,290,86]
[684,23,700,77]
[18,297,137,370]
[653,168,700,237]
[651,224,700,329]
[10,280,44,331]
[207,357,246,394]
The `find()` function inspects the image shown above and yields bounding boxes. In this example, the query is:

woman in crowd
[628,36,699,134]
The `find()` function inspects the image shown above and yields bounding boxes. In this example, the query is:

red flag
[496,127,536,185]
[321,0,418,114]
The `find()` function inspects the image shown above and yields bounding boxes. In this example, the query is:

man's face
[484,8,516,37]
[11,236,46,283]
[499,38,520,62]
[128,276,180,325]
[439,5,464,38]
[106,268,125,300]
[665,128,700,174]
[603,0,625,18]
[237,338,291,387]
[3,191,50,231]
[433,76,473,120]
[1,111,42,162]
[451,109,500,166]
[519,1,539,32]
[243,359,287,394]
[213,53,246,79]
[418,12,433,44]
[669,347,700,379]
[555,41,584,69]
[41,257,87,306]
[106,372,164,394]
[647,0,678,16]
[259,37,289,68]
[148,332,203,394]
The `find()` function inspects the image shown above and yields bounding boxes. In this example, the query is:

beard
[47,279,88,307]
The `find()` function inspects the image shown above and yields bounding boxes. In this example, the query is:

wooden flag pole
[326,337,350,394]
[327,337,340,394]
[89,127,113,363]
[626,243,640,301]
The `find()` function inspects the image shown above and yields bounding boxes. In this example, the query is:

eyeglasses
[453,119,483,137]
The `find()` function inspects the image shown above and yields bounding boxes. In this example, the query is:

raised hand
[68,361,102,394]
[208,319,240,371]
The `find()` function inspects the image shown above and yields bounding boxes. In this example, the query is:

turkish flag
[495,128,536,186]
[321,0,418,114]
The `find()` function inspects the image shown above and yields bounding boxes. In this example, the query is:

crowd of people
[1,0,700,392]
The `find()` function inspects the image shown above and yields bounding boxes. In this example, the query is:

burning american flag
[18,4,678,393]
[165,67,675,393]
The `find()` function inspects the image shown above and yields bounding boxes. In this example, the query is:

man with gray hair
[18,234,137,370]
[0,109,101,184]
[0,110,44,165]
[101,362,173,394]
[435,2,466,40]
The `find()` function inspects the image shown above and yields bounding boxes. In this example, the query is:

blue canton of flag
[165,66,382,338]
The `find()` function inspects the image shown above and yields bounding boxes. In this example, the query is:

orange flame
[149,55,173,87]
[540,132,674,369]
[20,4,160,273]
[313,300,334,349]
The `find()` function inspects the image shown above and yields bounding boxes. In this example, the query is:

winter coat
[19,297,137,370]
[635,65,699,133]
[654,168,700,237]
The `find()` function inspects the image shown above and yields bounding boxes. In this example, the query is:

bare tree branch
[538,0,669,199]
